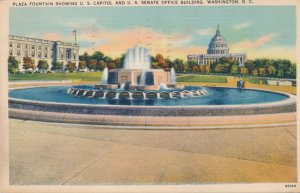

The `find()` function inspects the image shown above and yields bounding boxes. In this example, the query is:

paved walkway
[9,118,297,185]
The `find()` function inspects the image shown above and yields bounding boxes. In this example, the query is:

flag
[71,30,76,35]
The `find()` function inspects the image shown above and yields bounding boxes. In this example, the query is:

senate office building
[8,35,79,71]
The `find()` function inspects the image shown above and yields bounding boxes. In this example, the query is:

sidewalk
[9,118,297,185]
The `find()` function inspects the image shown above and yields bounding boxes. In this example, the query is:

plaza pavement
[9,113,297,185]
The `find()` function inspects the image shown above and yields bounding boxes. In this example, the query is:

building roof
[207,25,229,54]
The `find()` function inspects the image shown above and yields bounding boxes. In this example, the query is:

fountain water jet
[71,46,205,100]
[101,67,108,84]
[171,67,176,84]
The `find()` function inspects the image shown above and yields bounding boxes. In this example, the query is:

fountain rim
[8,85,296,109]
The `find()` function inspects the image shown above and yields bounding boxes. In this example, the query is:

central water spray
[123,46,151,70]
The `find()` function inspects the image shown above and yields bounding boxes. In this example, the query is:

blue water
[9,86,288,106]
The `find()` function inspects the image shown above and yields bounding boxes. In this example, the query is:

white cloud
[232,20,254,30]
[195,27,215,36]
[230,33,295,62]
[173,35,193,48]
[231,33,278,50]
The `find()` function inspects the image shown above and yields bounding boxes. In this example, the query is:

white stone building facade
[187,25,246,67]
[9,35,79,71]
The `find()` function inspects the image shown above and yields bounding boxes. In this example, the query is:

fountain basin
[94,84,118,89]
[9,86,296,117]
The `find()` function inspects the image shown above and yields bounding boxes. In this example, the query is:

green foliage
[240,67,249,76]
[187,60,198,73]
[214,64,227,73]
[52,61,63,71]
[154,54,168,70]
[230,65,239,75]
[9,72,102,81]
[173,58,185,73]
[78,51,296,79]
[78,61,86,69]
[88,59,97,71]
[66,61,76,72]
[212,58,296,78]
[37,60,49,72]
[23,56,35,70]
[242,77,267,84]
[8,56,19,74]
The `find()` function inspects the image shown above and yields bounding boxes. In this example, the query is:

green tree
[187,60,198,73]
[107,62,116,70]
[192,65,200,73]
[151,61,159,69]
[214,64,226,73]
[113,57,122,69]
[97,60,106,71]
[230,65,239,76]
[286,63,296,79]
[37,60,49,73]
[51,61,63,71]
[240,67,249,76]
[258,68,266,77]
[88,59,97,71]
[79,52,91,66]
[23,56,35,70]
[252,69,258,77]
[204,64,211,74]
[92,51,104,61]
[8,56,19,74]
[66,61,76,72]
[277,69,284,78]
[78,61,86,70]
[155,54,168,70]
[199,64,205,73]
[267,65,276,77]
[173,58,184,73]
[119,54,126,69]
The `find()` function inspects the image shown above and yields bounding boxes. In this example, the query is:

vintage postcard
[0,0,299,192]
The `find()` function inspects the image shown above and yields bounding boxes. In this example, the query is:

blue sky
[10,6,296,61]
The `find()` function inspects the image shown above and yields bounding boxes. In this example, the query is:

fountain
[67,46,207,100]
[101,67,108,84]
[8,45,296,121]
[94,46,177,91]
[171,67,176,84]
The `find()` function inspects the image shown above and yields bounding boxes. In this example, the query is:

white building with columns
[187,25,246,67]
[9,35,79,71]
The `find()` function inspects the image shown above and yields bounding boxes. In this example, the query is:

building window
[17,43,20,48]
[9,50,12,56]
[17,50,20,56]
[66,49,71,59]
[45,53,48,58]
[24,51,28,57]
[9,42,12,47]
[25,44,28,49]
[38,52,41,57]
[38,46,41,50]
[31,45,35,49]
[45,47,48,51]
[31,51,35,57]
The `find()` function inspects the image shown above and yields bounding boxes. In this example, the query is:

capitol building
[9,35,79,71]
[187,25,246,66]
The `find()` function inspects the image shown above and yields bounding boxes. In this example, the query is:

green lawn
[177,75,227,83]
[9,72,102,82]
[242,77,267,84]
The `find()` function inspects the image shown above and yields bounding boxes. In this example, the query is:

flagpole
[75,30,77,44]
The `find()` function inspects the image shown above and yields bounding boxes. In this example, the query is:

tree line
[8,51,296,79]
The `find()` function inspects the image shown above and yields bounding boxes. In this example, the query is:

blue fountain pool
[9,86,289,106]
